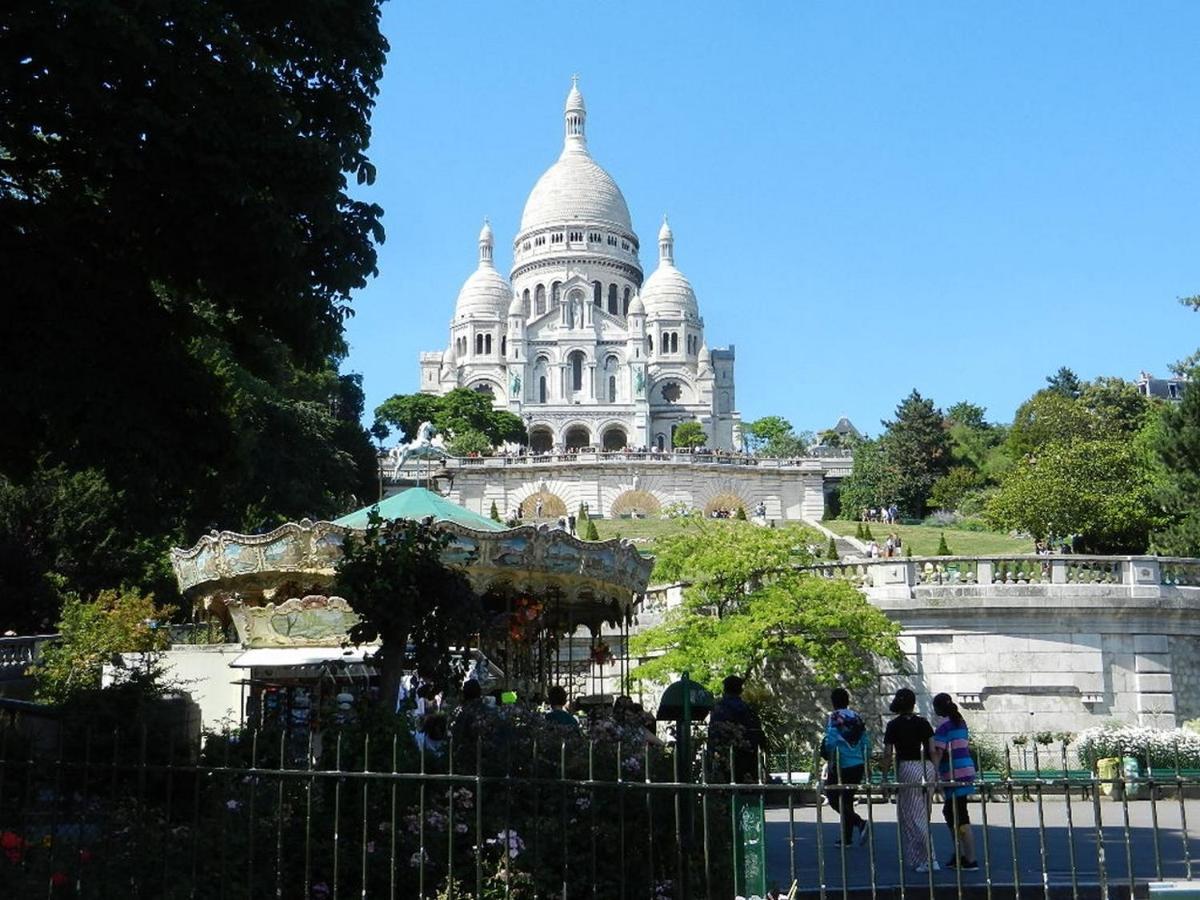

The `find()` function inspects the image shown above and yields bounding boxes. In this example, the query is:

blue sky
[344,2,1200,439]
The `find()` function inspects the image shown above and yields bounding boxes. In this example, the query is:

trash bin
[1097,757,1121,797]
[1122,756,1143,800]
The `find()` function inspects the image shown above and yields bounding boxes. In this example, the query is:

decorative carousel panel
[172,518,654,626]
[227,596,363,648]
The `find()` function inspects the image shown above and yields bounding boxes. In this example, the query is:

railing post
[1126,557,1161,586]
[976,560,994,585]
[1051,558,1068,584]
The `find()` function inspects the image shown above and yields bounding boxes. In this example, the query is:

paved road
[763,796,1200,895]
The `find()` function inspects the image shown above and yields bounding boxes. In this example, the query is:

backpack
[835,711,865,747]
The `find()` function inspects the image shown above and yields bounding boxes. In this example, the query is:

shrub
[855,522,865,540]
[489,500,500,522]
[825,537,838,560]
[584,518,599,541]
[936,532,952,556]
[863,524,874,541]
[924,510,959,527]
[735,506,747,521]
[1076,725,1200,769]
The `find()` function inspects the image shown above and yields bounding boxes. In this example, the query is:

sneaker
[944,856,960,869]
[959,860,979,871]
[915,861,941,874]
[856,822,870,846]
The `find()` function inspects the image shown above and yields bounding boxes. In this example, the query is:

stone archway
[610,490,661,519]
[601,425,628,451]
[529,425,554,453]
[703,491,746,517]
[564,425,591,450]
[519,490,567,521]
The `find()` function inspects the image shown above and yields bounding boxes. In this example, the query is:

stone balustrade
[382,448,851,482]
[791,554,1200,597]
[0,634,57,680]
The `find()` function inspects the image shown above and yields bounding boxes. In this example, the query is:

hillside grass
[822,519,1031,556]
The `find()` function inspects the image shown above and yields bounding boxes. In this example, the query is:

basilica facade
[419,80,739,452]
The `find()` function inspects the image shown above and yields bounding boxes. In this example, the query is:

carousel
[169,469,655,728]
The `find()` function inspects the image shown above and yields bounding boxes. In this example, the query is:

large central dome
[517,80,633,236]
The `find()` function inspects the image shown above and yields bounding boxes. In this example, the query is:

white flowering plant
[1075,724,1200,770]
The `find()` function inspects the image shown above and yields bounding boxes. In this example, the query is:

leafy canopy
[32,589,175,705]
[631,519,901,695]
[672,421,707,449]
[743,416,812,457]
[375,389,527,451]
[1152,363,1200,555]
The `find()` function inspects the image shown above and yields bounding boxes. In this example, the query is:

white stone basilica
[419,79,739,453]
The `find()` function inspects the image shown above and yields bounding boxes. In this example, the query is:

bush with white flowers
[1076,724,1200,769]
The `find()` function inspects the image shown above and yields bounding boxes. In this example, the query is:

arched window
[608,284,618,314]
[592,281,602,306]
[608,375,617,403]
[535,284,546,315]
[522,288,530,315]
[570,352,584,392]
[623,287,631,316]
[670,332,678,354]
[484,334,492,354]
[475,334,484,355]
[552,281,562,305]
[539,376,547,403]
[500,336,506,357]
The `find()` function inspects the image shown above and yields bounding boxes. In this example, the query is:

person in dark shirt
[545,684,579,733]
[449,679,491,754]
[707,675,765,783]
[880,688,938,872]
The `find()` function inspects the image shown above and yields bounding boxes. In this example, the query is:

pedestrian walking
[880,688,938,871]
[708,675,766,783]
[930,692,979,871]
[821,688,871,846]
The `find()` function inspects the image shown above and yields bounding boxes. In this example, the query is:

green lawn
[822,519,1031,556]
[592,516,694,552]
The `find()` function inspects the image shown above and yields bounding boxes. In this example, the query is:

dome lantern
[478,218,494,265]
[658,215,674,265]
[564,74,587,151]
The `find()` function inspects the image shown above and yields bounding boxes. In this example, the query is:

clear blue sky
[344,2,1200,439]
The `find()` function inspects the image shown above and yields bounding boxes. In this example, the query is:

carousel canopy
[334,488,504,532]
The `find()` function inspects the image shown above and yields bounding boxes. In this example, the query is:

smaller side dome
[641,218,698,320]
[507,291,524,317]
[454,219,511,320]
[628,291,646,316]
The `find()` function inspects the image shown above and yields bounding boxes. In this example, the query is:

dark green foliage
[375,388,527,449]
[863,524,874,541]
[930,465,984,513]
[1046,367,1084,399]
[584,518,600,541]
[336,515,482,703]
[0,1,389,617]
[937,532,951,556]
[672,420,707,448]
[744,416,813,456]
[825,536,839,560]
[855,521,865,540]
[839,438,894,519]
[880,389,951,518]
[489,500,500,522]
[735,505,747,520]
[1152,367,1200,555]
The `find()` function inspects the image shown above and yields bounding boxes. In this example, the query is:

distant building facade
[1137,371,1188,402]
[418,80,740,453]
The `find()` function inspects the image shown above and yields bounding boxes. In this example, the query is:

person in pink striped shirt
[930,692,979,871]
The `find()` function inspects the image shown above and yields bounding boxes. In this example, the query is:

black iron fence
[1,726,1199,899]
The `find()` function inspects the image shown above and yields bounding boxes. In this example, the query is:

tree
[1046,367,1084,399]
[936,533,952,556]
[825,537,839,560]
[630,520,902,745]
[32,589,174,705]
[672,421,707,449]
[584,518,600,541]
[1008,379,1151,461]
[0,2,389,614]
[880,390,951,518]
[489,501,501,523]
[986,438,1162,553]
[929,466,984,513]
[374,389,527,451]
[335,516,481,705]
[744,416,812,457]
[1152,365,1200,555]
[838,439,894,519]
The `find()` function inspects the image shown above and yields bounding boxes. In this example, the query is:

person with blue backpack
[821,687,871,846]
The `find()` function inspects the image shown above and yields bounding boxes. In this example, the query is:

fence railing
[2,723,1199,899]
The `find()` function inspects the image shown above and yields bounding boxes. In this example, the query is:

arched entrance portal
[704,491,747,518]
[601,426,627,451]
[564,425,591,451]
[529,426,554,453]
[610,490,661,518]
[519,490,567,520]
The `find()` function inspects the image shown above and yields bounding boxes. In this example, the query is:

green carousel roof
[333,488,504,532]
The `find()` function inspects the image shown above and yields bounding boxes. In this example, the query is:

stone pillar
[1051,559,1068,584]
[976,560,994,585]
[1126,557,1161,586]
